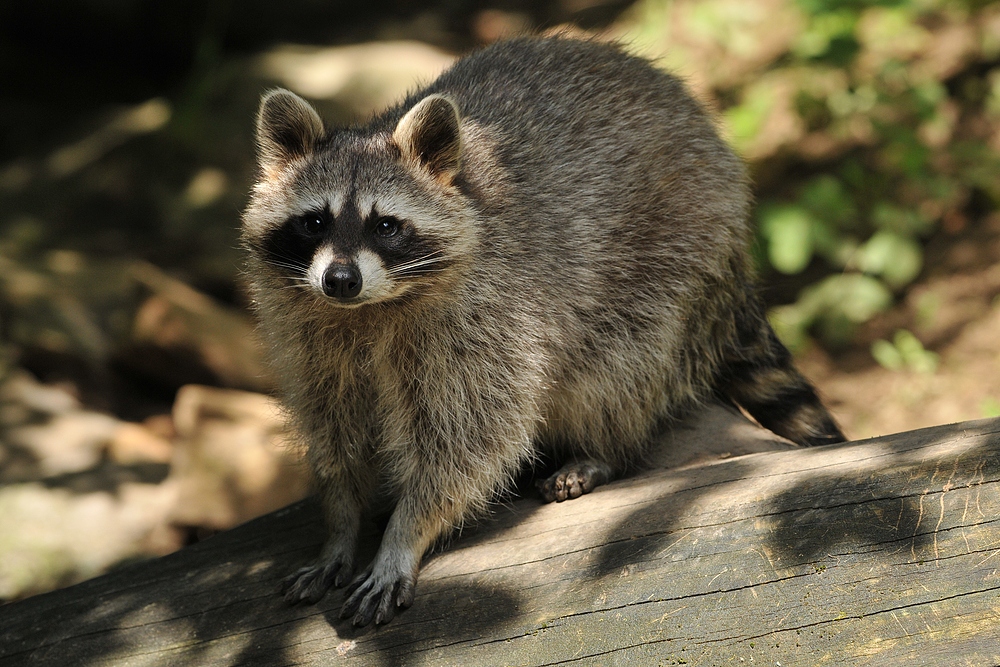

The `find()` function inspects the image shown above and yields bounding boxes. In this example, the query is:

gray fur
[242,36,844,627]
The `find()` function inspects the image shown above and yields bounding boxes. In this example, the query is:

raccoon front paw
[280,557,353,605]
[537,460,613,502]
[340,562,416,627]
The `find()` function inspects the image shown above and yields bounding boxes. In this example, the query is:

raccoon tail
[718,297,846,447]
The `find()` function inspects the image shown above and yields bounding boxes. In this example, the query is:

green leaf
[786,273,893,347]
[824,273,893,323]
[761,205,816,274]
[871,339,904,370]
[800,175,856,227]
[857,231,923,288]
[871,329,938,373]
[793,8,858,61]
[724,83,775,153]
[870,202,932,236]
[893,329,938,373]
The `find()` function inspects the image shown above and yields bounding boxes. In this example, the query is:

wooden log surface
[3,406,1000,666]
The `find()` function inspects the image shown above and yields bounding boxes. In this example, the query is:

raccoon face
[256,186,457,306]
[244,90,474,308]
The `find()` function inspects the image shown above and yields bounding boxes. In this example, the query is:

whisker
[388,263,438,275]
[388,250,446,270]
[387,251,451,277]
[264,258,311,274]
[389,259,444,271]
[390,269,450,278]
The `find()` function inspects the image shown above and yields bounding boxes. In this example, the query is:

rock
[0,372,309,600]
[0,368,121,481]
[0,249,270,410]
[0,370,187,600]
[166,384,310,531]
[0,479,180,601]
[126,261,272,392]
[0,369,80,425]
[4,410,120,479]
[107,421,174,465]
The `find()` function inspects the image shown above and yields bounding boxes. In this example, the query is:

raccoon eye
[301,214,324,235]
[374,216,401,238]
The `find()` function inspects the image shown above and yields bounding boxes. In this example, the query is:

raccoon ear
[255,89,324,172]
[393,94,461,181]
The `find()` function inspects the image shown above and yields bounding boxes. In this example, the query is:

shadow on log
[3,405,1000,666]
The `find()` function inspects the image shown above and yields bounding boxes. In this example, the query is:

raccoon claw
[280,559,353,605]
[340,564,416,627]
[538,460,612,503]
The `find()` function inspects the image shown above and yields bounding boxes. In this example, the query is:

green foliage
[771,273,892,350]
[760,204,815,274]
[793,5,859,66]
[857,231,923,287]
[757,174,861,276]
[626,0,1000,350]
[871,329,939,373]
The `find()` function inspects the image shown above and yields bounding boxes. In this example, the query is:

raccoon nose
[322,264,363,299]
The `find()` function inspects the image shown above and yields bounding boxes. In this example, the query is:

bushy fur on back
[242,36,844,627]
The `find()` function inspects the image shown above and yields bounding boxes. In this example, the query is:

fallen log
[3,406,999,666]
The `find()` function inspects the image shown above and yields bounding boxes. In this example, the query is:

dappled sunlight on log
[3,414,999,663]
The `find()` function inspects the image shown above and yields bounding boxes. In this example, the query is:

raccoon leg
[537,459,614,502]
[339,495,431,626]
[720,302,846,447]
[339,448,522,626]
[281,472,367,604]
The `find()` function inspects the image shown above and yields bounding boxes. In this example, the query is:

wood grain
[3,408,999,666]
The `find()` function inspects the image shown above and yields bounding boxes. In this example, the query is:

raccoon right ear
[393,94,461,182]
[255,89,324,173]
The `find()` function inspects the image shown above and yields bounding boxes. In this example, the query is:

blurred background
[1,0,999,602]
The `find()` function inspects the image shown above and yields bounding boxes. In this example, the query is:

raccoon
[242,36,845,627]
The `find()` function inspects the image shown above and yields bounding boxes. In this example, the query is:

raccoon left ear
[255,89,324,173]
[393,94,461,182]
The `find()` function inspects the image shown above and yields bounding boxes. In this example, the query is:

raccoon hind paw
[537,460,613,503]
